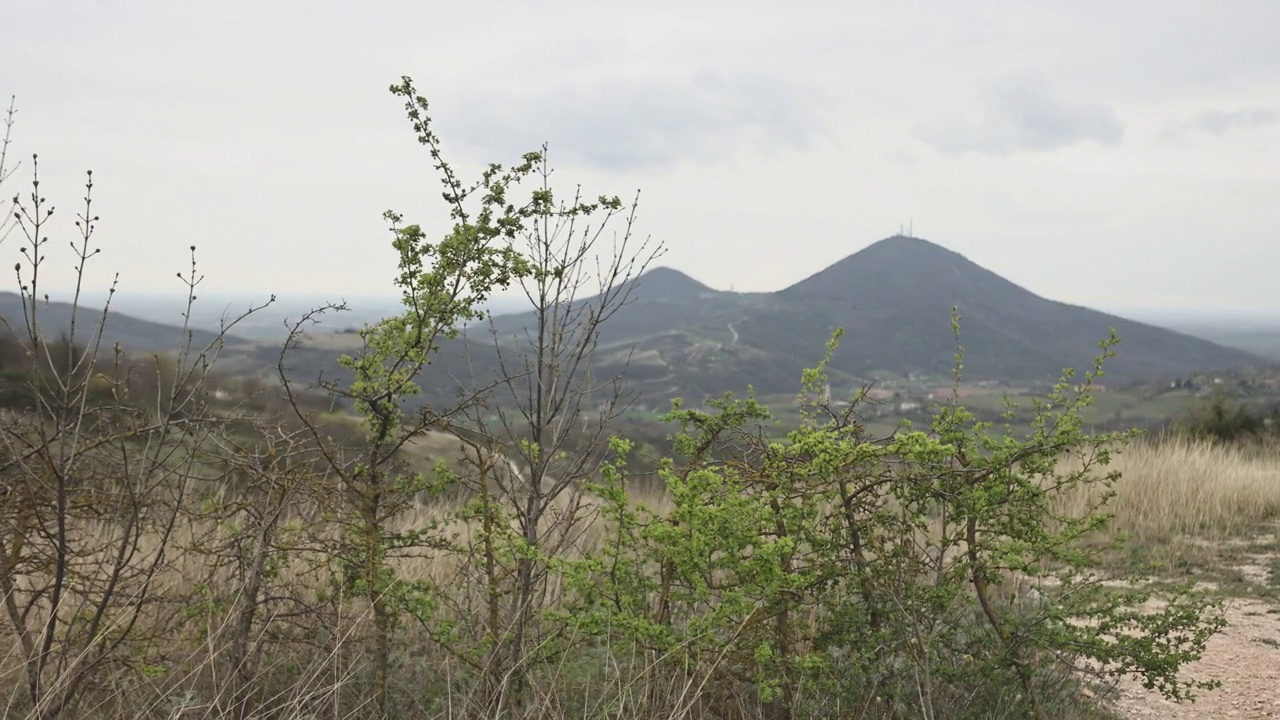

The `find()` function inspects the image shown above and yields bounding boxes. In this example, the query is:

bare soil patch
[1114,590,1280,718]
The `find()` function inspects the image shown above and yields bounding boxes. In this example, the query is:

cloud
[441,72,830,171]
[917,78,1125,156]
[1172,107,1279,136]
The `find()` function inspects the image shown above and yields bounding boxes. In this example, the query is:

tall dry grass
[1058,436,1280,543]
[5,432,1274,718]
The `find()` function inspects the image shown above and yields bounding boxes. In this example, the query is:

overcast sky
[2,1,1278,319]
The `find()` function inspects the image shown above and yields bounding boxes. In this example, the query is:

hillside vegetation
[480,235,1261,406]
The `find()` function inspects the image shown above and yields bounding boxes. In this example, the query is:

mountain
[503,266,725,343]
[0,291,248,355]
[631,267,716,298]
[477,236,1263,404]
[765,236,1260,380]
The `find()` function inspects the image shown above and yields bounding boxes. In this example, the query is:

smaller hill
[631,267,716,299]
[487,266,730,346]
[0,291,246,354]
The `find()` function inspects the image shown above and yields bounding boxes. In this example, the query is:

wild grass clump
[1058,435,1280,543]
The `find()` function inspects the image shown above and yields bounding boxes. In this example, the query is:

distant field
[292,331,366,351]
[225,329,1249,441]
[1174,325,1280,360]
[690,386,1208,442]
[955,387,1199,427]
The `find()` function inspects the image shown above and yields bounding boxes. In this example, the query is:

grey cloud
[917,78,1125,156]
[442,72,829,171]
[1176,108,1278,136]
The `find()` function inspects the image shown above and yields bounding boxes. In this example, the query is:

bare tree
[159,419,337,720]
[0,95,18,246]
[0,160,269,718]
[273,77,552,718]
[435,148,662,716]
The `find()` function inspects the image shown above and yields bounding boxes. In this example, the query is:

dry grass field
[1061,437,1280,545]
[3,427,1278,719]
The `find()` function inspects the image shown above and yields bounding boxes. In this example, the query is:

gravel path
[1113,598,1280,719]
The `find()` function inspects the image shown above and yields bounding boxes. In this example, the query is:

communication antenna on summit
[909,219,914,238]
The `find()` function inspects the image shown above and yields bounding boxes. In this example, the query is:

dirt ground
[1112,595,1280,718]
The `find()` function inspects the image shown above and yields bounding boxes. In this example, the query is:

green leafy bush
[566,328,1224,720]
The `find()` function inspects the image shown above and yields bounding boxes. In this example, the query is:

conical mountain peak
[780,235,1004,299]
[632,266,715,299]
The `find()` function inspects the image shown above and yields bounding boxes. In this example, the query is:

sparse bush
[1179,391,1277,443]
[0,136,270,718]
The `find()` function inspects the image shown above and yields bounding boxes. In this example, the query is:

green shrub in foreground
[564,328,1224,720]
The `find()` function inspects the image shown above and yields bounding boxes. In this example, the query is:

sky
[2,1,1279,321]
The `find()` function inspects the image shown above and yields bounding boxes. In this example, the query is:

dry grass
[1059,437,1280,543]
[388,434,1280,594]
[5,433,1276,718]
